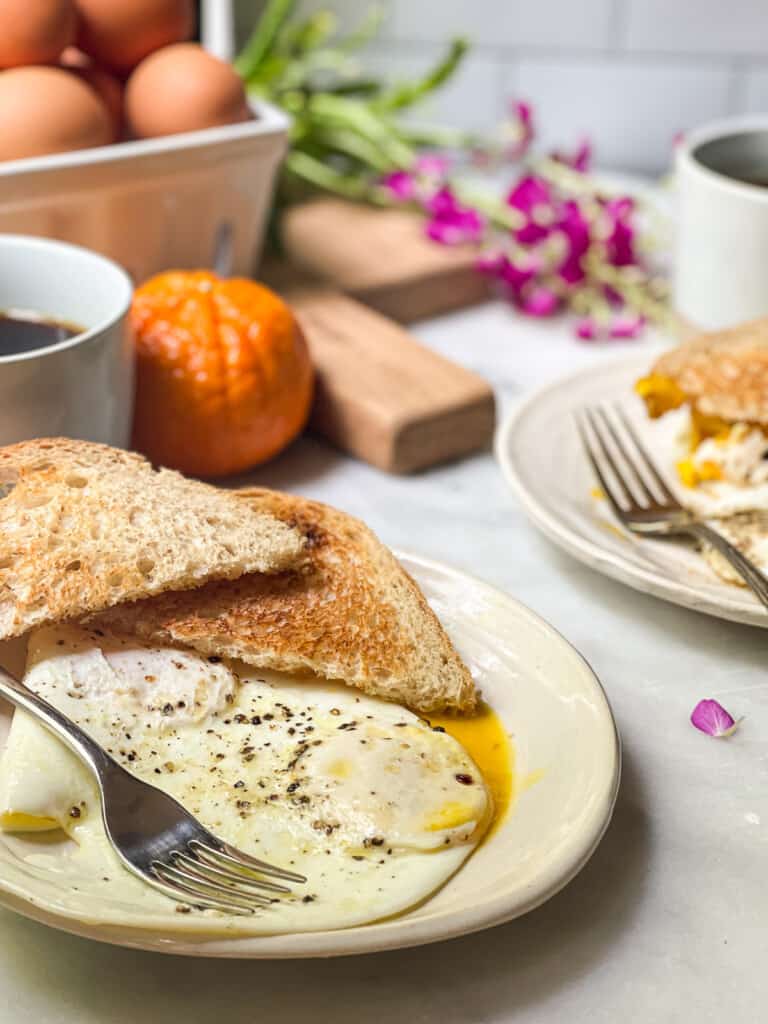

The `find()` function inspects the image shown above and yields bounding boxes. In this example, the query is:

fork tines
[578,403,681,520]
[152,841,305,916]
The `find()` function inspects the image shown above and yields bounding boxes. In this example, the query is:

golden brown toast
[651,319,768,424]
[0,440,303,639]
[93,488,479,715]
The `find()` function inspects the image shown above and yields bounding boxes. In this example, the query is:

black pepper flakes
[68,805,81,819]
[455,773,474,785]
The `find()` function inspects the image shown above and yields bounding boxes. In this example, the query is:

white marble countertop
[2,301,766,1023]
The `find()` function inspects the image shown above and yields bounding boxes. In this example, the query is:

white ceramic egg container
[0,1,288,283]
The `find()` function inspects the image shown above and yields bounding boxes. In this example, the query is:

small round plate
[496,352,768,628]
[0,554,620,958]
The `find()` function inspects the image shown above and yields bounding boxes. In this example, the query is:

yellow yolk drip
[427,702,513,839]
[635,374,688,418]
[676,458,723,488]
[635,374,768,486]
[0,811,59,832]
[636,375,735,441]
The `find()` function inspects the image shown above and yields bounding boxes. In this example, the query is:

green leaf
[235,0,298,81]
[308,94,415,167]
[283,151,376,200]
[338,6,386,52]
[373,38,468,112]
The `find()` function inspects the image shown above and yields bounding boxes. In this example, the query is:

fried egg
[639,404,768,518]
[0,625,499,933]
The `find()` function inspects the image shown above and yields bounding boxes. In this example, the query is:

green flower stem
[235,0,297,80]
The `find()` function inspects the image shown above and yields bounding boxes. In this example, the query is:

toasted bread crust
[93,488,479,715]
[0,440,303,639]
[652,319,768,423]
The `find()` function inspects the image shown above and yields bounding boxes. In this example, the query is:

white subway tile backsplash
[743,68,768,112]
[624,0,768,56]
[512,58,732,173]
[234,0,768,172]
[390,0,614,50]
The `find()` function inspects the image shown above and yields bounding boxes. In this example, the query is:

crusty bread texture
[94,488,479,715]
[0,440,303,639]
[652,318,768,424]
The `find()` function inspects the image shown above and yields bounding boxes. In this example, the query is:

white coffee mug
[0,235,134,448]
[676,116,768,332]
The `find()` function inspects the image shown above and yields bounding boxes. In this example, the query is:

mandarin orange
[130,271,313,478]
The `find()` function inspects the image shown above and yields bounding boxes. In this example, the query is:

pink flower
[505,100,534,160]
[425,186,485,245]
[690,699,740,738]
[575,317,598,340]
[414,154,451,179]
[507,175,553,244]
[555,200,590,284]
[382,169,416,201]
[521,285,559,317]
[609,314,644,339]
[603,196,636,267]
[551,139,592,173]
[498,255,536,294]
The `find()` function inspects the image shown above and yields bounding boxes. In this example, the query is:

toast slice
[93,488,479,715]
[0,440,303,639]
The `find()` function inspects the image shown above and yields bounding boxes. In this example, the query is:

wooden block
[279,198,491,323]
[285,286,495,473]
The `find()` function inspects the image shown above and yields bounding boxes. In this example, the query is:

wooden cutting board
[277,198,492,323]
[285,286,496,473]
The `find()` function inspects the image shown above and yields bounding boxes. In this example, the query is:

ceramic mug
[676,116,768,332]
[0,235,134,448]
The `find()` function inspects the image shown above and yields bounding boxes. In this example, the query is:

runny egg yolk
[426,702,513,839]
[636,375,735,445]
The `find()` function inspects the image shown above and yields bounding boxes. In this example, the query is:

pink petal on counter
[690,699,740,738]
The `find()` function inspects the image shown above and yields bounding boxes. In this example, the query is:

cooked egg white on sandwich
[636,322,768,514]
[0,441,511,934]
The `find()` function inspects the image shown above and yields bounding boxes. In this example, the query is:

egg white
[0,625,490,934]
[638,404,768,518]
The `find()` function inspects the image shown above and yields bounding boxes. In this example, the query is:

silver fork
[578,403,768,610]
[0,665,305,915]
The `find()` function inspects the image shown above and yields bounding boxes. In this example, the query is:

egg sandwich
[636,321,768,507]
[0,439,499,934]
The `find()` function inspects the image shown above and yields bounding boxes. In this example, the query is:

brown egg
[125,43,251,140]
[60,46,123,135]
[74,0,194,76]
[0,0,77,68]
[0,66,114,161]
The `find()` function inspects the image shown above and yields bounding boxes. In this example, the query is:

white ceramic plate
[0,554,619,958]
[496,352,768,628]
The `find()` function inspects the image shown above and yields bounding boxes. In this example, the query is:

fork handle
[0,665,117,780]
[686,522,768,610]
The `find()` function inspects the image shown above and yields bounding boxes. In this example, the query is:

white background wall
[234,0,768,174]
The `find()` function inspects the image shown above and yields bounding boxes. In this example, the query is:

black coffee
[0,310,83,357]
